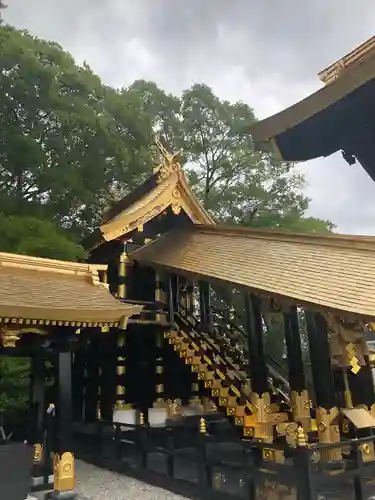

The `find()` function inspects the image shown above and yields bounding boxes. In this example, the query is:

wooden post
[305,311,341,461]
[30,342,46,486]
[118,244,127,299]
[48,345,75,498]
[167,274,174,325]
[84,333,100,422]
[115,331,128,410]
[154,331,166,408]
[284,306,311,431]
[100,331,117,421]
[199,281,212,333]
[72,337,86,423]
[305,312,335,409]
[155,271,167,323]
[244,293,269,395]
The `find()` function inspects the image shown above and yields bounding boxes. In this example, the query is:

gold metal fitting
[53,452,75,492]
[199,417,207,435]
[139,412,145,425]
[297,426,308,447]
[262,447,285,464]
[33,443,43,462]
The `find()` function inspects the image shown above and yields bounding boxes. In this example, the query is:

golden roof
[319,36,375,85]
[130,225,375,318]
[0,252,142,327]
[97,141,214,245]
[249,38,375,161]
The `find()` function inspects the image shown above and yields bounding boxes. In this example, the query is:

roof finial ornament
[153,136,182,182]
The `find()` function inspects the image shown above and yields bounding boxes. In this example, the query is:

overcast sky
[4,1,375,234]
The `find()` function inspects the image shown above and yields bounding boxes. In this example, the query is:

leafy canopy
[0,25,152,235]
[126,81,334,233]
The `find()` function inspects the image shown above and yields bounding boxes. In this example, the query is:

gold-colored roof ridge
[0,251,106,277]
[319,36,375,85]
[192,224,375,252]
[97,139,214,244]
[130,224,375,319]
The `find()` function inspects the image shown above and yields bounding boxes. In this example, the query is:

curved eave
[177,170,215,226]
[0,306,142,330]
[250,53,375,162]
[100,170,214,243]
[0,252,143,328]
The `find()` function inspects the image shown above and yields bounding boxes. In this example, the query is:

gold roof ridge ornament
[92,138,214,246]
[153,136,183,182]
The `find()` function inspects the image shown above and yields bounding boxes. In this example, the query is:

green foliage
[0,25,152,235]
[0,357,30,417]
[0,214,86,260]
[128,80,334,233]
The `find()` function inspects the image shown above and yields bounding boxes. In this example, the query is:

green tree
[180,84,331,230]
[0,214,86,261]
[128,80,334,233]
[0,358,30,427]
[0,25,152,235]
[126,80,181,153]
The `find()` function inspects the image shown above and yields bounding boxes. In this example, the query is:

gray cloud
[4,0,375,233]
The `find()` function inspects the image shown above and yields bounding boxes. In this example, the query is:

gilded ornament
[199,417,207,435]
[296,426,308,447]
[243,427,253,437]
[33,443,43,462]
[171,203,181,215]
[53,452,75,492]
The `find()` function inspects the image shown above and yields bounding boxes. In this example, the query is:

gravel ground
[30,460,188,500]
[76,460,188,500]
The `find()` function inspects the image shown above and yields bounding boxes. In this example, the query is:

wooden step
[180,348,195,358]
[185,355,201,365]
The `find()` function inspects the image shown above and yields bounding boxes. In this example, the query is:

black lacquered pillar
[349,358,375,408]
[100,331,117,421]
[30,343,46,484]
[199,281,212,333]
[284,306,311,431]
[84,333,100,422]
[244,293,273,440]
[72,337,86,423]
[49,344,75,498]
[305,312,335,410]
[167,274,174,325]
[305,311,341,460]
[244,293,268,395]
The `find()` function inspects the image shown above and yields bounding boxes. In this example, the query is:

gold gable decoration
[153,137,182,182]
[97,138,214,244]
